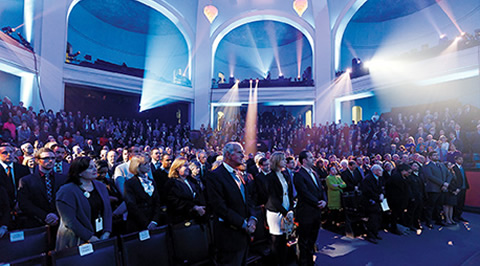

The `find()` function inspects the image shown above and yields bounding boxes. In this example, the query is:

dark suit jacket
[385,171,411,210]
[340,169,358,192]
[0,162,30,208]
[254,171,269,206]
[360,173,384,213]
[0,186,11,227]
[152,168,169,205]
[56,181,112,250]
[18,171,67,228]
[293,167,326,224]
[452,165,470,190]
[265,171,294,216]
[124,176,162,232]
[206,164,255,252]
[165,178,205,224]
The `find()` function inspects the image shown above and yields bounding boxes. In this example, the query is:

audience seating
[247,207,271,264]
[0,226,49,263]
[169,221,211,265]
[342,191,368,238]
[50,238,119,266]
[6,254,48,266]
[120,225,170,266]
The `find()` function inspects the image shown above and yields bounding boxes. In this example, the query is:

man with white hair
[207,142,257,265]
[361,164,385,244]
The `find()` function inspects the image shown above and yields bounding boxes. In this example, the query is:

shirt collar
[223,162,236,174]
[0,161,13,170]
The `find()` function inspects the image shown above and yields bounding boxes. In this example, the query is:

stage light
[203,5,218,23]
[346,68,352,74]
[293,0,308,17]
[439,34,447,39]
[455,36,462,42]
[1,26,15,34]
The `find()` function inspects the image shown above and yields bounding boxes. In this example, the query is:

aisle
[314,212,480,266]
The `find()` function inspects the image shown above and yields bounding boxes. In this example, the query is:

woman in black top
[165,157,206,224]
[124,155,162,232]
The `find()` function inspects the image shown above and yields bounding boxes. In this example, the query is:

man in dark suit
[18,147,67,228]
[254,157,270,206]
[196,151,208,183]
[52,144,70,176]
[452,156,469,222]
[207,142,257,266]
[423,151,452,228]
[0,143,30,221]
[152,153,173,205]
[360,164,385,244]
[294,150,327,266]
[340,160,359,192]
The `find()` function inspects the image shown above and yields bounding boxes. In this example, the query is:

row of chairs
[0,222,211,266]
[1,211,274,266]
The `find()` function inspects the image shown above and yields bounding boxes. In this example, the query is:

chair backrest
[170,222,210,265]
[8,254,48,266]
[120,225,170,266]
[0,226,49,263]
[50,237,119,266]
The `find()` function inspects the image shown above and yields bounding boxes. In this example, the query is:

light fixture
[204,5,218,23]
[293,0,308,17]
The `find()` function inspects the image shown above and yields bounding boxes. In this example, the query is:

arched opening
[213,20,313,86]
[66,0,190,84]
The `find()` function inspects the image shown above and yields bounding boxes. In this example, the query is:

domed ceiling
[352,0,437,23]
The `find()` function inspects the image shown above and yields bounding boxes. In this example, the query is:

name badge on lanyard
[95,217,103,232]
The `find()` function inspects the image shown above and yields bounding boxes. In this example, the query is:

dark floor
[313,212,480,266]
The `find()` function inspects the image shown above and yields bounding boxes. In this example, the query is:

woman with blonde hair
[265,151,294,266]
[124,154,162,232]
[165,157,206,224]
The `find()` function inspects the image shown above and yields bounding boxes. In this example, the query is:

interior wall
[0,70,22,105]
[340,0,480,70]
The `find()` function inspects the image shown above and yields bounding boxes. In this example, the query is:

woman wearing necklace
[165,157,206,224]
[124,155,162,232]
[56,157,112,250]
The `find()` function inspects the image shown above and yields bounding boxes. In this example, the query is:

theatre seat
[120,225,170,266]
[170,222,210,265]
[0,226,49,263]
[50,237,119,266]
[6,254,48,266]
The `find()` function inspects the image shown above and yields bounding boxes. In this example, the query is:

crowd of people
[0,95,478,265]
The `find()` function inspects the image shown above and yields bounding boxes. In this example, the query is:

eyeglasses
[39,157,55,160]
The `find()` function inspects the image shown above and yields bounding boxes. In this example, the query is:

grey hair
[223,142,242,157]
[371,164,383,172]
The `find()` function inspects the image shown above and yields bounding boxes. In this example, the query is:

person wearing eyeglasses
[17,147,67,229]
[0,143,30,226]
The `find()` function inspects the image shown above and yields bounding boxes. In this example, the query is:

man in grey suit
[423,151,452,228]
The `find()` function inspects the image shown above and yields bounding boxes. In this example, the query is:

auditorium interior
[1,0,480,265]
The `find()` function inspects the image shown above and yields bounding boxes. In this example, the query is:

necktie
[310,170,319,188]
[460,166,466,189]
[6,166,16,196]
[45,173,53,203]
[231,170,245,201]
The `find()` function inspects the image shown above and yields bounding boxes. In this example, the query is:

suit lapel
[219,165,246,204]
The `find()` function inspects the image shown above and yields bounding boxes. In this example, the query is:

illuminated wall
[340,0,480,70]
